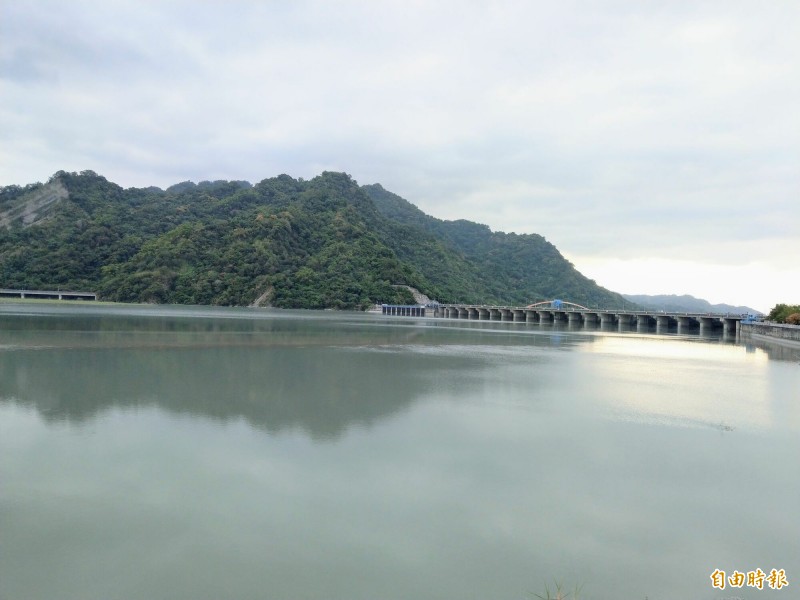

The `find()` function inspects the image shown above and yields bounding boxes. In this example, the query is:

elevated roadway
[0,288,97,301]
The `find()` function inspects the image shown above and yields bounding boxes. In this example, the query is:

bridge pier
[582,312,598,328]
[722,318,738,334]
[677,316,698,334]
[656,315,673,333]
[525,310,538,323]
[599,313,616,328]
[567,312,582,325]
[699,316,720,334]
[538,310,553,324]
[478,308,490,320]
[489,308,502,321]
[617,314,635,331]
[636,315,653,331]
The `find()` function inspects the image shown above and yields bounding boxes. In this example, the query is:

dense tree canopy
[767,304,800,324]
[0,171,628,309]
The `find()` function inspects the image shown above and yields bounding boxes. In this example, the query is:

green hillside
[0,170,627,309]
[364,184,625,307]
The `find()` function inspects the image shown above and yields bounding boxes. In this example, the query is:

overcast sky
[1,1,798,311]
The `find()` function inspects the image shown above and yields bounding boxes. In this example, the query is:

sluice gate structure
[434,303,744,334]
[382,300,747,334]
[381,304,426,317]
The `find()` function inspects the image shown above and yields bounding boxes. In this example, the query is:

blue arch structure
[525,299,590,310]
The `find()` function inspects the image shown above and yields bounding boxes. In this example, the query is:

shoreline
[740,322,800,349]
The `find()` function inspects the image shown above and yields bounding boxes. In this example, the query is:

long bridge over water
[382,299,750,334]
[0,288,97,301]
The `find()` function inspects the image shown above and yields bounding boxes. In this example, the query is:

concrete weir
[422,303,747,334]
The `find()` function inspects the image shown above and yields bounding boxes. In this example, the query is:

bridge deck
[0,288,97,301]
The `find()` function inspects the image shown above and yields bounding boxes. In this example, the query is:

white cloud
[567,255,800,313]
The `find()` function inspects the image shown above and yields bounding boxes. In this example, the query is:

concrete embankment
[741,322,800,347]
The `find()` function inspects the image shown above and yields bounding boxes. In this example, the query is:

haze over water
[1,304,798,600]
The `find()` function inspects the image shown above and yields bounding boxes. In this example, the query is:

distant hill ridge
[1,169,628,309]
[622,293,761,315]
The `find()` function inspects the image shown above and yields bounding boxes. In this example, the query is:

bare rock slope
[0,180,69,228]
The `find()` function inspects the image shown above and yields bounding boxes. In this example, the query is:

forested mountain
[621,294,760,315]
[0,170,627,309]
[365,184,623,306]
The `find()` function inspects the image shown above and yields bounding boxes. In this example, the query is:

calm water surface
[1,304,798,600]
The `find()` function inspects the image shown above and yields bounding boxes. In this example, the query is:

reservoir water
[1,304,798,600]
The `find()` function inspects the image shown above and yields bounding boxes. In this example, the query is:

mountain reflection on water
[0,306,595,439]
[1,304,798,600]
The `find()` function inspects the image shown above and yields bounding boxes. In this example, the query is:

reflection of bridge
[433,302,745,333]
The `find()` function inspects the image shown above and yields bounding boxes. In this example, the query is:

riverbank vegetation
[1,170,627,310]
[767,304,800,324]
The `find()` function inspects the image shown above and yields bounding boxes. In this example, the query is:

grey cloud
[1,0,797,268]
